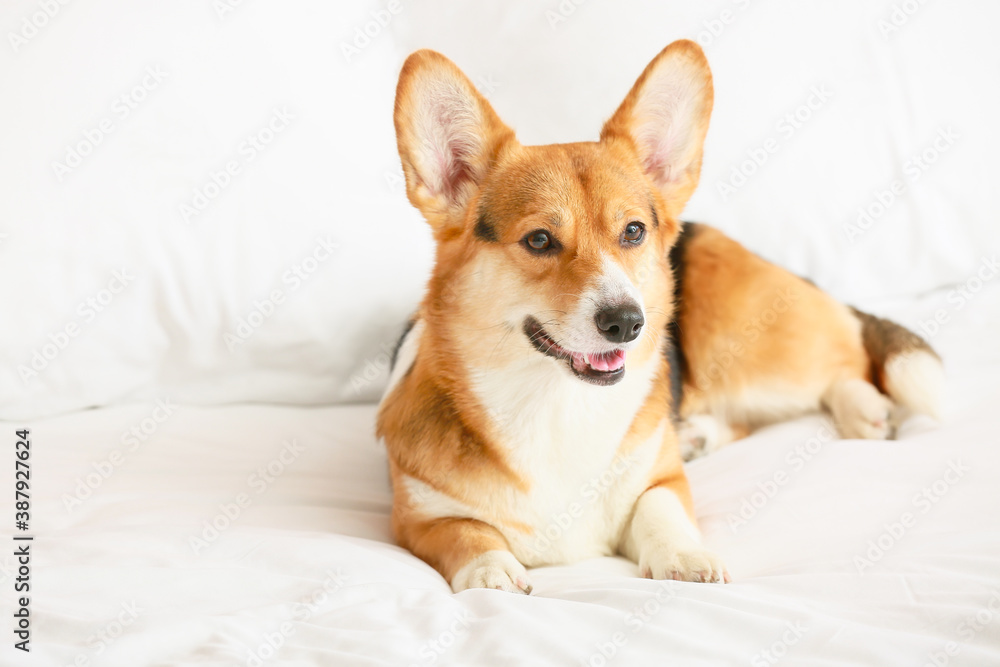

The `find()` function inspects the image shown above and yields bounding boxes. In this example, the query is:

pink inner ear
[643,147,668,184]
[433,144,474,200]
[423,90,482,200]
[640,131,676,186]
[432,148,451,195]
[628,64,704,187]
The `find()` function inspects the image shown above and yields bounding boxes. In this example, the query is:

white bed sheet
[3,284,1000,667]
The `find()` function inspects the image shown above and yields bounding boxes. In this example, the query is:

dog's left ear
[601,40,713,218]
[394,50,516,235]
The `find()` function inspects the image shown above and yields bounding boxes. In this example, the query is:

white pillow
[0,0,431,418]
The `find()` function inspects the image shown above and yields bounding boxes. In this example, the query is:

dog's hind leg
[822,377,894,440]
[678,414,749,461]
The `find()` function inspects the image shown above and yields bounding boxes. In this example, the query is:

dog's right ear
[394,50,516,235]
[601,40,713,221]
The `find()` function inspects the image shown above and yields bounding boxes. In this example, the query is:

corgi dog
[377,40,943,593]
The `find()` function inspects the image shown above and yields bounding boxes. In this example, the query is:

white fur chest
[466,353,663,566]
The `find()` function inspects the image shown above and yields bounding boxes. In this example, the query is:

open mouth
[523,317,626,386]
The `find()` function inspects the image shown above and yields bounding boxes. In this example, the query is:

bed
[12,284,1000,665]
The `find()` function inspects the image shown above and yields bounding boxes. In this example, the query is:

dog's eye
[524,230,555,253]
[622,222,645,245]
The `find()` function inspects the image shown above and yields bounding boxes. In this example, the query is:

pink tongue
[572,349,626,373]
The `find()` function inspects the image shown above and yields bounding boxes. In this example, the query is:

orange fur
[676,224,870,425]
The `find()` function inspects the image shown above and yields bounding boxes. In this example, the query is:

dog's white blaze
[559,255,646,353]
[598,255,644,311]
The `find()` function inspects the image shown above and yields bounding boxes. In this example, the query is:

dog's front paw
[639,542,729,583]
[451,550,533,594]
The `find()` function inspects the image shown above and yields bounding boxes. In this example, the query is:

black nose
[594,303,644,343]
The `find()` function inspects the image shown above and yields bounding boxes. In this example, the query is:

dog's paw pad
[451,550,532,595]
